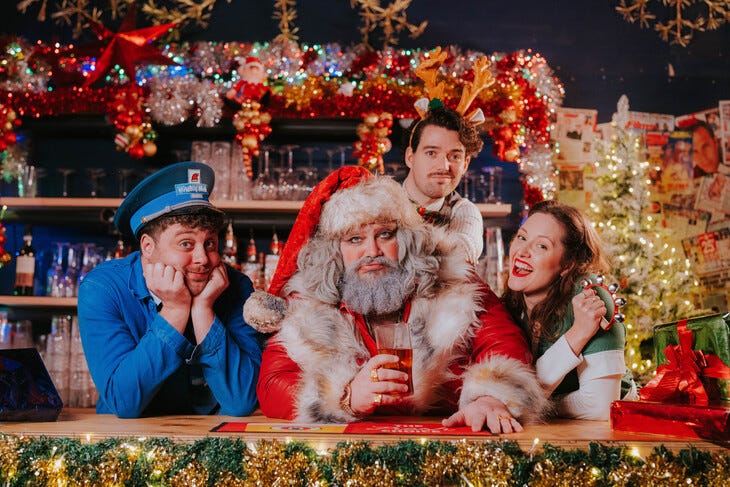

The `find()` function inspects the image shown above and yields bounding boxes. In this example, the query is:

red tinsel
[352,111,393,174]
[521,179,544,208]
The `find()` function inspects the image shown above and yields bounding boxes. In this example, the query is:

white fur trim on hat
[319,176,421,237]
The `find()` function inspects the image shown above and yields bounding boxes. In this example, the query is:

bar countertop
[1,409,727,454]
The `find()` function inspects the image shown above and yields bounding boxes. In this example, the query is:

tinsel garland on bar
[0,435,728,486]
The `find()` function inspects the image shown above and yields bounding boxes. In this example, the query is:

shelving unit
[0,197,511,218]
[1,296,77,308]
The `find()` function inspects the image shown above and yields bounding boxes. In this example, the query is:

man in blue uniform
[78,161,261,417]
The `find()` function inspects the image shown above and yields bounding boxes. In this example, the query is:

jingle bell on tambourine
[580,274,626,330]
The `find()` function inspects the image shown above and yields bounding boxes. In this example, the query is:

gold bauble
[364,113,379,125]
[143,140,158,157]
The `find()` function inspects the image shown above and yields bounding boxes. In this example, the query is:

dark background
[2,0,729,120]
[1,1,729,298]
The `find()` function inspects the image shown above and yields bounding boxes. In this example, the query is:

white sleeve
[556,350,625,420]
[448,199,484,263]
[534,334,582,394]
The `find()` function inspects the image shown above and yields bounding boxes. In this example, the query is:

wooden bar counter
[2,408,727,455]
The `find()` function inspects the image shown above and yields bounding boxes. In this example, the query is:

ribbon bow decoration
[640,319,730,405]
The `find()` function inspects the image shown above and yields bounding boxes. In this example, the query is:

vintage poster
[661,203,711,246]
[719,100,730,165]
[694,173,730,214]
[554,107,598,163]
[658,131,694,195]
[556,163,593,211]
[681,227,730,279]
[676,106,726,178]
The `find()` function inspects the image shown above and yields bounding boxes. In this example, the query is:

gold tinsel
[0,436,23,480]
[242,440,323,486]
[615,0,730,46]
[705,455,730,487]
[273,0,299,43]
[421,442,514,486]
[330,441,398,487]
[170,460,210,487]
[608,454,688,486]
[531,458,601,487]
[350,0,427,48]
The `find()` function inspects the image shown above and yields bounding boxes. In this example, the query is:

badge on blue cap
[114,161,218,239]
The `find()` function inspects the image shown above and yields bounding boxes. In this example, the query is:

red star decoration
[83,3,177,87]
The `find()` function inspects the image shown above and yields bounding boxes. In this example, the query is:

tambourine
[581,274,626,330]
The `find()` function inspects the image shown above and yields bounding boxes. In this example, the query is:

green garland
[1,434,728,486]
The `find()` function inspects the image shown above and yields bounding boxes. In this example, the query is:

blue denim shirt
[78,252,262,418]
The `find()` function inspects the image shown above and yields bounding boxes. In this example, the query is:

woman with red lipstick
[502,200,636,420]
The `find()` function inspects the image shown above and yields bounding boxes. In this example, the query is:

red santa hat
[244,56,263,67]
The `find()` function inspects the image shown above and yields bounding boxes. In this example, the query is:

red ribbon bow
[639,319,730,405]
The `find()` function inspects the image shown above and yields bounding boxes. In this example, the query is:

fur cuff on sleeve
[295,364,360,423]
[459,356,550,425]
[242,290,288,333]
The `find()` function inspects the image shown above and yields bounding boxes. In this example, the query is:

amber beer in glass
[374,322,413,395]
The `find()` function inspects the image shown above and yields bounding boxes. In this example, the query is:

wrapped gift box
[610,400,730,441]
[641,313,729,404]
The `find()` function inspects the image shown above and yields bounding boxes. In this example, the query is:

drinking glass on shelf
[0,312,11,350]
[47,242,67,297]
[117,168,135,197]
[483,166,503,203]
[252,146,277,200]
[61,244,80,297]
[190,140,212,164]
[88,168,106,197]
[278,144,300,200]
[57,168,75,197]
[211,141,232,200]
[336,145,351,167]
[299,146,320,199]
[46,315,72,404]
[483,226,505,296]
[325,148,337,173]
[13,321,34,349]
[17,164,38,197]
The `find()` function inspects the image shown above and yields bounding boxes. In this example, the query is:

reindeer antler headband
[409,47,494,147]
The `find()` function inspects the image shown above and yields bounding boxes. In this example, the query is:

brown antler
[413,47,448,101]
[455,56,494,116]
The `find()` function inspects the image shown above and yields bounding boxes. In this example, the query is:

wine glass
[483,166,503,203]
[278,144,300,200]
[325,148,338,174]
[252,146,277,200]
[336,145,351,167]
[57,168,75,197]
[88,168,106,197]
[117,168,135,197]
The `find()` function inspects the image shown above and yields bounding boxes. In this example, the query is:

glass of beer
[374,322,413,395]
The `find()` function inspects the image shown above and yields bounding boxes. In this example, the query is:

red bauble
[3,132,16,145]
[128,143,145,159]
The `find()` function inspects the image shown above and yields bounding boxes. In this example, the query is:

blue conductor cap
[114,161,219,239]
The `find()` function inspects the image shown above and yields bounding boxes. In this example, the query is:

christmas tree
[589,96,696,382]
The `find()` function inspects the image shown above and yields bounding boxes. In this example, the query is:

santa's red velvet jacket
[256,252,548,424]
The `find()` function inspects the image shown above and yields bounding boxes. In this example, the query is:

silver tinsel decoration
[148,77,194,125]
[193,80,223,127]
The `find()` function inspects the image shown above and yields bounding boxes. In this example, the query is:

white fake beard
[340,256,409,317]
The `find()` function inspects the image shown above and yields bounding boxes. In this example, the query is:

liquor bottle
[264,229,282,290]
[13,226,36,296]
[241,230,260,286]
[113,238,127,259]
[222,221,239,268]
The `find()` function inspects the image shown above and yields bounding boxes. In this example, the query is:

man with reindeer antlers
[402,47,493,264]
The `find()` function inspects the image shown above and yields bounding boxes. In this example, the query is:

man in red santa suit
[246,166,547,432]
